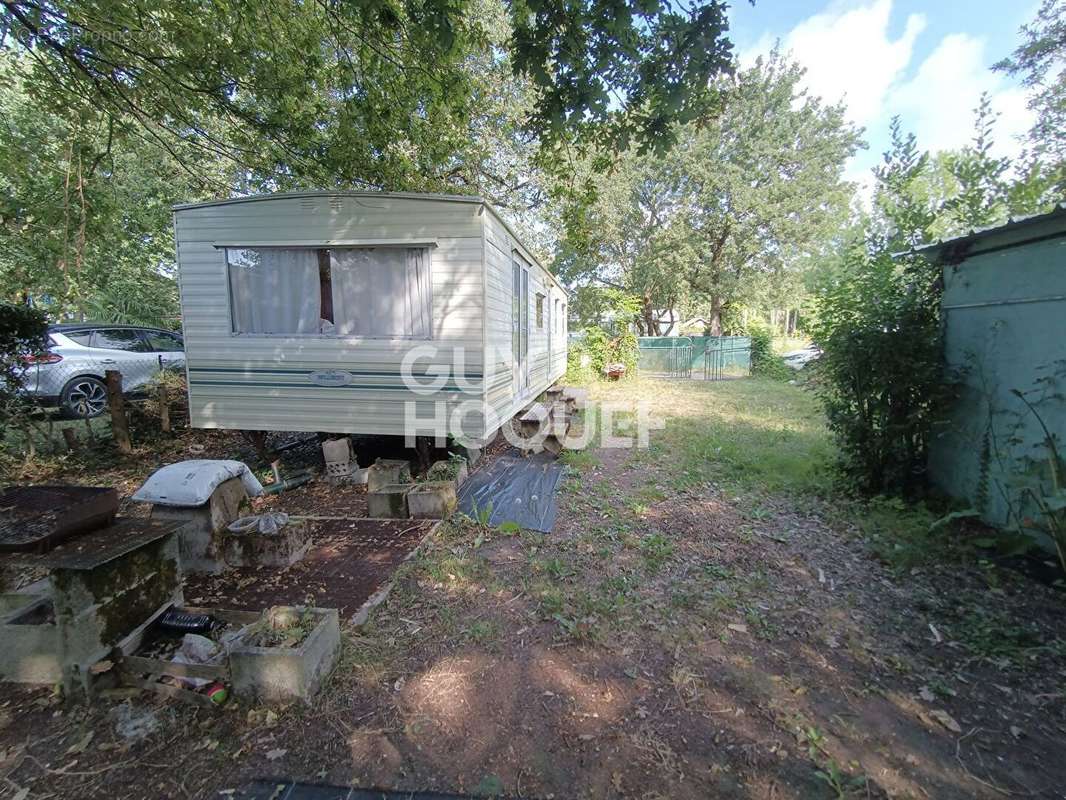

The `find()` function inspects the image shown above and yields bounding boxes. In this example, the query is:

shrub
[0,303,48,436]
[748,322,790,379]
[809,248,948,496]
[566,326,639,383]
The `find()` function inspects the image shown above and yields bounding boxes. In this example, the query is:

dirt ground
[1,382,1065,799]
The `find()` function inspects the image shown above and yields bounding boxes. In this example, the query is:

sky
[727,0,1040,187]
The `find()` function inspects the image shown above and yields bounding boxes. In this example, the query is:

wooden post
[62,428,79,452]
[105,370,132,454]
[158,383,171,433]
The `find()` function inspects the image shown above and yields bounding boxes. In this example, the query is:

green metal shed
[919,204,1066,534]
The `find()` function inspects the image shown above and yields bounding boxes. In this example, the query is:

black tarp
[243,780,518,799]
[456,452,564,533]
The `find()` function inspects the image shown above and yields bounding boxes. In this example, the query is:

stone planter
[221,519,312,568]
[367,485,410,519]
[0,596,61,684]
[229,606,340,704]
[407,481,458,519]
[367,459,412,493]
[426,458,468,487]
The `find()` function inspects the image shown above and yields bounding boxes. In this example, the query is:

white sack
[131,459,264,507]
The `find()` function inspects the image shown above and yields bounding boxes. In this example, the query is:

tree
[0,51,227,321]
[561,50,861,335]
[0,0,739,186]
[995,0,1066,169]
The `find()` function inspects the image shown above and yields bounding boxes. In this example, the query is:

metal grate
[0,485,118,553]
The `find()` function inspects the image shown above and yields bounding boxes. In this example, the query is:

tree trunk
[641,293,657,336]
[707,297,724,336]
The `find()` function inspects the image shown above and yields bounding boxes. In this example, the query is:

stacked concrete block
[149,477,250,574]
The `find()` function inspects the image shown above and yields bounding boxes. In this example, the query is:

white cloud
[740,0,1038,192]
[887,33,1035,158]
[771,0,926,131]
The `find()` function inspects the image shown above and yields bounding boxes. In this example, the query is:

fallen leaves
[928,709,962,734]
[265,747,288,761]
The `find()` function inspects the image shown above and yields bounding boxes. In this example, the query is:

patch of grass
[560,449,599,471]
[638,532,675,571]
[589,377,835,495]
[848,497,955,569]
[464,619,501,647]
[948,605,1059,663]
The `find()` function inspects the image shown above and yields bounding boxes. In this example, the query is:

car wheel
[61,376,108,419]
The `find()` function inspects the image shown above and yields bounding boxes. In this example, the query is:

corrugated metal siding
[175,195,489,437]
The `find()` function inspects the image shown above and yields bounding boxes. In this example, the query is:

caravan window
[226,246,431,338]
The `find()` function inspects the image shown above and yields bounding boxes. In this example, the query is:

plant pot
[407,481,458,519]
[229,606,340,704]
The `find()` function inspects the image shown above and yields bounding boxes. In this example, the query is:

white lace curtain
[227,246,431,337]
[227,248,321,334]
[330,247,431,338]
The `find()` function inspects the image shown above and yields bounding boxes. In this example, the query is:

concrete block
[150,477,250,574]
[407,481,458,519]
[50,529,183,679]
[367,485,410,519]
[222,519,312,568]
[0,597,62,684]
[229,607,340,704]
[367,459,412,493]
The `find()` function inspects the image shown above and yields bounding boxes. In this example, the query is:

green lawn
[588,376,835,494]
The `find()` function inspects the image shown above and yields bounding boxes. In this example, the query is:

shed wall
[929,234,1066,530]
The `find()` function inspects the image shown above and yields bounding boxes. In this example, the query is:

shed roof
[914,202,1066,264]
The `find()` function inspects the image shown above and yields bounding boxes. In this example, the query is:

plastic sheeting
[457,453,564,533]
[131,459,264,507]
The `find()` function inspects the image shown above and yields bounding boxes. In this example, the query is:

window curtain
[330,247,431,337]
[228,248,321,334]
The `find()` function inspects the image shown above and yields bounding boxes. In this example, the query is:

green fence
[637,336,751,379]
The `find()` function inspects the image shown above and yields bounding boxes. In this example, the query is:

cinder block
[222,519,312,568]
[367,485,410,518]
[150,477,249,574]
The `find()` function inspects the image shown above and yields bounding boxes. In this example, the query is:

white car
[21,324,185,418]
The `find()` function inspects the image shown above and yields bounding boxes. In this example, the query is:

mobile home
[172,192,568,444]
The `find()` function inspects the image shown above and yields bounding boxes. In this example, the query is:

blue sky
[726,0,1040,186]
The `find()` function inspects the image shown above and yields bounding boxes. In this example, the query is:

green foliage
[811,101,1061,501]
[0,303,48,433]
[1,0,736,184]
[578,327,639,379]
[995,0,1066,175]
[559,49,860,335]
[810,244,947,496]
[1000,389,1066,575]
[748,323,790,380]
[509,0,735,153]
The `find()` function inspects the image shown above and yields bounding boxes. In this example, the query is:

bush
[564,326,639,384]
[0,303,48,435]
[748,323,790,379]
[809,248,948,496]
